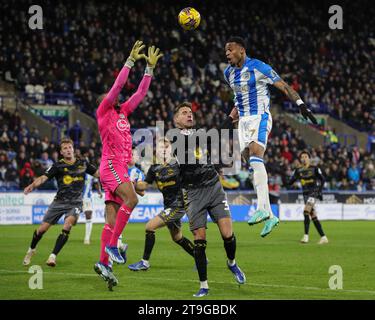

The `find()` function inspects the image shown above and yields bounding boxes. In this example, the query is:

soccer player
[224,36,318,237]
[128,138,195,271]
[83,171,103,245]
[22,138,99,267]
[288,151,328,244]
[169,103,245,297]
[94,41,162,289]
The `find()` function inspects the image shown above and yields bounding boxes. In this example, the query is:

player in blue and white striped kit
[224,36,317,237]
[83,173,102,244]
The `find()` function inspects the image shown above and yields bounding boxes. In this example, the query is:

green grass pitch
[0,221,374,300]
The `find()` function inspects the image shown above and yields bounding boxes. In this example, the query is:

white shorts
[82,198,93,212]
[238,112,272,152]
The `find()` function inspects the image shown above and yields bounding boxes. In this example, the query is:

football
[178,7,201,30]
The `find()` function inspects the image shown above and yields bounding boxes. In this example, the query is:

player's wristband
[125,57,135,68]
[145,66,154,76]
[296,99,304,106]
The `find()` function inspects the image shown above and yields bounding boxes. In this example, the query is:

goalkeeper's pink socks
[100,224,113,265]
[109,204,132,247]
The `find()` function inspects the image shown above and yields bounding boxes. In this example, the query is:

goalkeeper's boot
[23,248,36,266]
[105,245,125,264]
[260,216,279,237]
[248,209,270,226]
[119,243,128,264]
[227,262,246,285]
[128,260,150,271]
[193,288,209,298]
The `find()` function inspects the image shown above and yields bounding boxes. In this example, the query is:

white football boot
[318,236,329,244]
[300,234,309,244]
[46,253,57,267]
[23,248,36,266]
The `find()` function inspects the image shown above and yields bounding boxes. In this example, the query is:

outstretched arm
[121,45,163,116]
[120,73,152,116]
[96,41,146,118]
[24,175,48,195]
[96,65,131,117]
[273,79,318,124]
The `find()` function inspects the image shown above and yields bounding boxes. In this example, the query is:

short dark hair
[174,102,192,115]
[226,36,246,50]
[299,150,311,159]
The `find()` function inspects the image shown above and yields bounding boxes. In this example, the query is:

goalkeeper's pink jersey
[96,65,152,164]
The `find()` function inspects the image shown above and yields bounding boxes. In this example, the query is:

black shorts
[183,180,231,231]
[43,200,82,225]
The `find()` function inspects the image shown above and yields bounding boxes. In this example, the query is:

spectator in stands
[347,163,361,188]
[68,120,82,146]
[38,152,54,169]
[19,162,34,189]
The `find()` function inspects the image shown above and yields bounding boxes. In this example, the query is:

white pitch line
[1,269,375,295]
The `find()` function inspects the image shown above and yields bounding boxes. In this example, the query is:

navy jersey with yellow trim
[289,165,325,196]
[44,158,97,201]
[169,128,219,188]
[145,161,183,208]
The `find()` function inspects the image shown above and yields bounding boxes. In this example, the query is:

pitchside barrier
[0,191,374,225]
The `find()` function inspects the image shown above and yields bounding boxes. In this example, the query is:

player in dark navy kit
[128,138,195,271]
[168,102,245,297]
[23,138,99,267]
[288,151,328,244]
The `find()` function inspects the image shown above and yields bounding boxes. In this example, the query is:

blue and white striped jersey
[83,174,97,200]
[128,166,145,183]
[224,56,281,117]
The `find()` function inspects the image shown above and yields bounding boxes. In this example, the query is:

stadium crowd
[1,106,374,192]
[1,0,374,132]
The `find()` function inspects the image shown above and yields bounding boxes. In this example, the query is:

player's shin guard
[312,217,325,237]
[143,231,155,261]
[249,157,273,216]
[194,240,207,282]
[30,230,44,249]
[304,214,310,234]
[100,224,113,265]
[223,233,236,262]
[109,204,132,247]
[175,236,195,258]
[52,229,70,255]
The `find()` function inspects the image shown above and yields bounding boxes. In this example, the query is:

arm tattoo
[284,83,301,102]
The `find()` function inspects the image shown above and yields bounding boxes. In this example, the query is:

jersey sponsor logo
[194,147,203,159]
[116,119,130,132]
[301,178,314,186]
[63,175,84,185]
[232,84,249,93]
[157,180,176,190]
